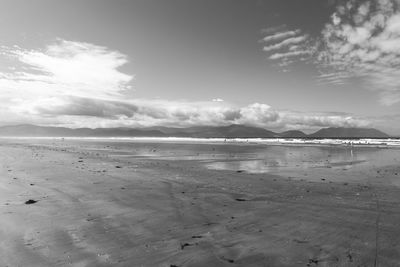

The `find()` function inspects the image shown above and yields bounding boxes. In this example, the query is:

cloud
[0,39,135,125]
[0,39,372,131]
[261,26,314,69]
[263,0,400,105]
[269,50,313,60]
[0,39,133,100]
[9,94,368,131]
[262,30,300,43]
[317,0,400,105]
[276,110,370,130]
[263,35,309,52]
[367,113,400,135]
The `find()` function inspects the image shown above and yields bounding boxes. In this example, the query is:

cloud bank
[264,0,400,105]
[0,39,370,131]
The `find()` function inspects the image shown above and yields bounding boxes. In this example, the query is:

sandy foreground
[0,140,400,267]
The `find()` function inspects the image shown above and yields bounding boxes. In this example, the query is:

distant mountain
[0,125,77,137]
[0,124,166,137]
[0,124,278,138]
[144,125,278,138]
[309,127,389,138]
[182,125,277,138]
[279,130,308,138]
[0,124,390,138]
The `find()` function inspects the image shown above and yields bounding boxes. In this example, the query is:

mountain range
[0,124,391,138]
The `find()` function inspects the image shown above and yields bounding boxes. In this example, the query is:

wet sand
[1,139,400,266]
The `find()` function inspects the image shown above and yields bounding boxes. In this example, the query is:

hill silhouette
[309,127,389,138]
[0,124,391,138]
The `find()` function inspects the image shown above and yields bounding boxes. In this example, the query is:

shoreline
[1,136,400,148]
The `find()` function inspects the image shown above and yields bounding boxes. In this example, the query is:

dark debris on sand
[307,258,319,266]
[180,243,195,250]
[221,256,235,263]
[25,199,38,205]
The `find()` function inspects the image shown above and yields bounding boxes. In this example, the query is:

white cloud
[262,0,400,105]
[5,94,368,131]
[0,39,134,124]
[262,30,300,43]
[0,39,132,100]
[262,26,313,68]
[237,103,279,126]
[270,50,312,60]
[0,39,372,131]
[263,35,308,52]
[277,111,370,130]
[317,0,400,105]
[332,13,341,25]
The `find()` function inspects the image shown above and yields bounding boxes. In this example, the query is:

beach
[1,138,400,266]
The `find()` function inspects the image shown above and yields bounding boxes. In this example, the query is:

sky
[0,0,399,134]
